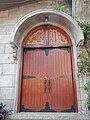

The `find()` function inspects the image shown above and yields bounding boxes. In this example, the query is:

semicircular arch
[10,9,84,48]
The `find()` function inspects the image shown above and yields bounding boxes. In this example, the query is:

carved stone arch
[10,9,84,60]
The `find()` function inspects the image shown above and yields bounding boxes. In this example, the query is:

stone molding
[10,41,18,61]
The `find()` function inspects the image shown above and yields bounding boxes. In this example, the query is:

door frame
[17,45,78,112]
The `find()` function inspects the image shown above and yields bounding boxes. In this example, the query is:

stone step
[6,113,90,120]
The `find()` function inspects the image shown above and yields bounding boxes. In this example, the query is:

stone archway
[10,9,84,112]
[10,9,84,47]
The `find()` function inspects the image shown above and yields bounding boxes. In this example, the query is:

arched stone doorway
[10,9,84,112]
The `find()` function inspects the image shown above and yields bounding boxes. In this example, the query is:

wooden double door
[20,47,75,112]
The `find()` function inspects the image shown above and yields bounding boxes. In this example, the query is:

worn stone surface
[0,35,10,43]
[0,99,15,110]
[0,25,14,34]
[74,0,90,22]
[5,44,13,53]
[0,10,8,18]
[8,0,72,18]
[0,75,15,87]
[0,87,15,100]
[0,64,2,74]
[0,44,5,53]
[2,64,16,74]
[0,54,13,63]
[7,113,90,120]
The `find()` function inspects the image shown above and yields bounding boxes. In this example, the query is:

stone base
[7,113,90,120]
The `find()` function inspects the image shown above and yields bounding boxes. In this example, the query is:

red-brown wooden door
[21,47,75,112]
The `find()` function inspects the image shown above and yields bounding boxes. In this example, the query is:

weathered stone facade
[0,0,90,115]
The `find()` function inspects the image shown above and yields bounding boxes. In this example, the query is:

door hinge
[23,75,36,79]
[59,75,72,79]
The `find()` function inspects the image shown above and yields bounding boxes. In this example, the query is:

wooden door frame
[17,45,78,112]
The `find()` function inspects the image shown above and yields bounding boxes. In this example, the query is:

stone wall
[72,0,90,23]
[78,75,90,115]
[0,0,89,114]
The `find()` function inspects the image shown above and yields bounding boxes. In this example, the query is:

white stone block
[0,88,15,99]
[5,44,13,53]
[0,100,15,111]
[0,25,6,34]
[9,8,23,18]
[0,35,10,43]
[0,11,8,18]
[0,64,2,74]
[81,100,87,113]
[0,76,15,87]
[0,54,13,63]
[0,25,14,34]
[6,25,14,34]
[3,64,16,74]
[0,44,5,53]
[0,18,18,25]
[81,89,87,100]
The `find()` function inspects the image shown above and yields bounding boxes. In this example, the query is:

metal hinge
[59,75,72,79]
[23,75,36,79]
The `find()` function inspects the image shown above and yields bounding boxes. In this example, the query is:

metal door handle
[48,77,50,92]
[44,78,46,93]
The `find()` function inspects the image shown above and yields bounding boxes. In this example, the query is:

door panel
[21,48,75,112]
[46,48,74,112]
[21,50,48,111]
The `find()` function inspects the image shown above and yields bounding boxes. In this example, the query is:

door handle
[44,78,46,93]
[48,77,50,93]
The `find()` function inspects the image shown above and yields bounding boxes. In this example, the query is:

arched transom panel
[23,25,72,47]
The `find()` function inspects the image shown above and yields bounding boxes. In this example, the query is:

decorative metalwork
[59,75,72,79]
[21,105,34,112]
[60,48,70,53]
[39,102,56,112]
[24,26,71,46]
[44,49,49,56]
[26,29,45,45]
[20,102,57,112]
[20,104,75,112]
[49,29,68,45]
[61,105,75,112]
[23,75,36,79]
